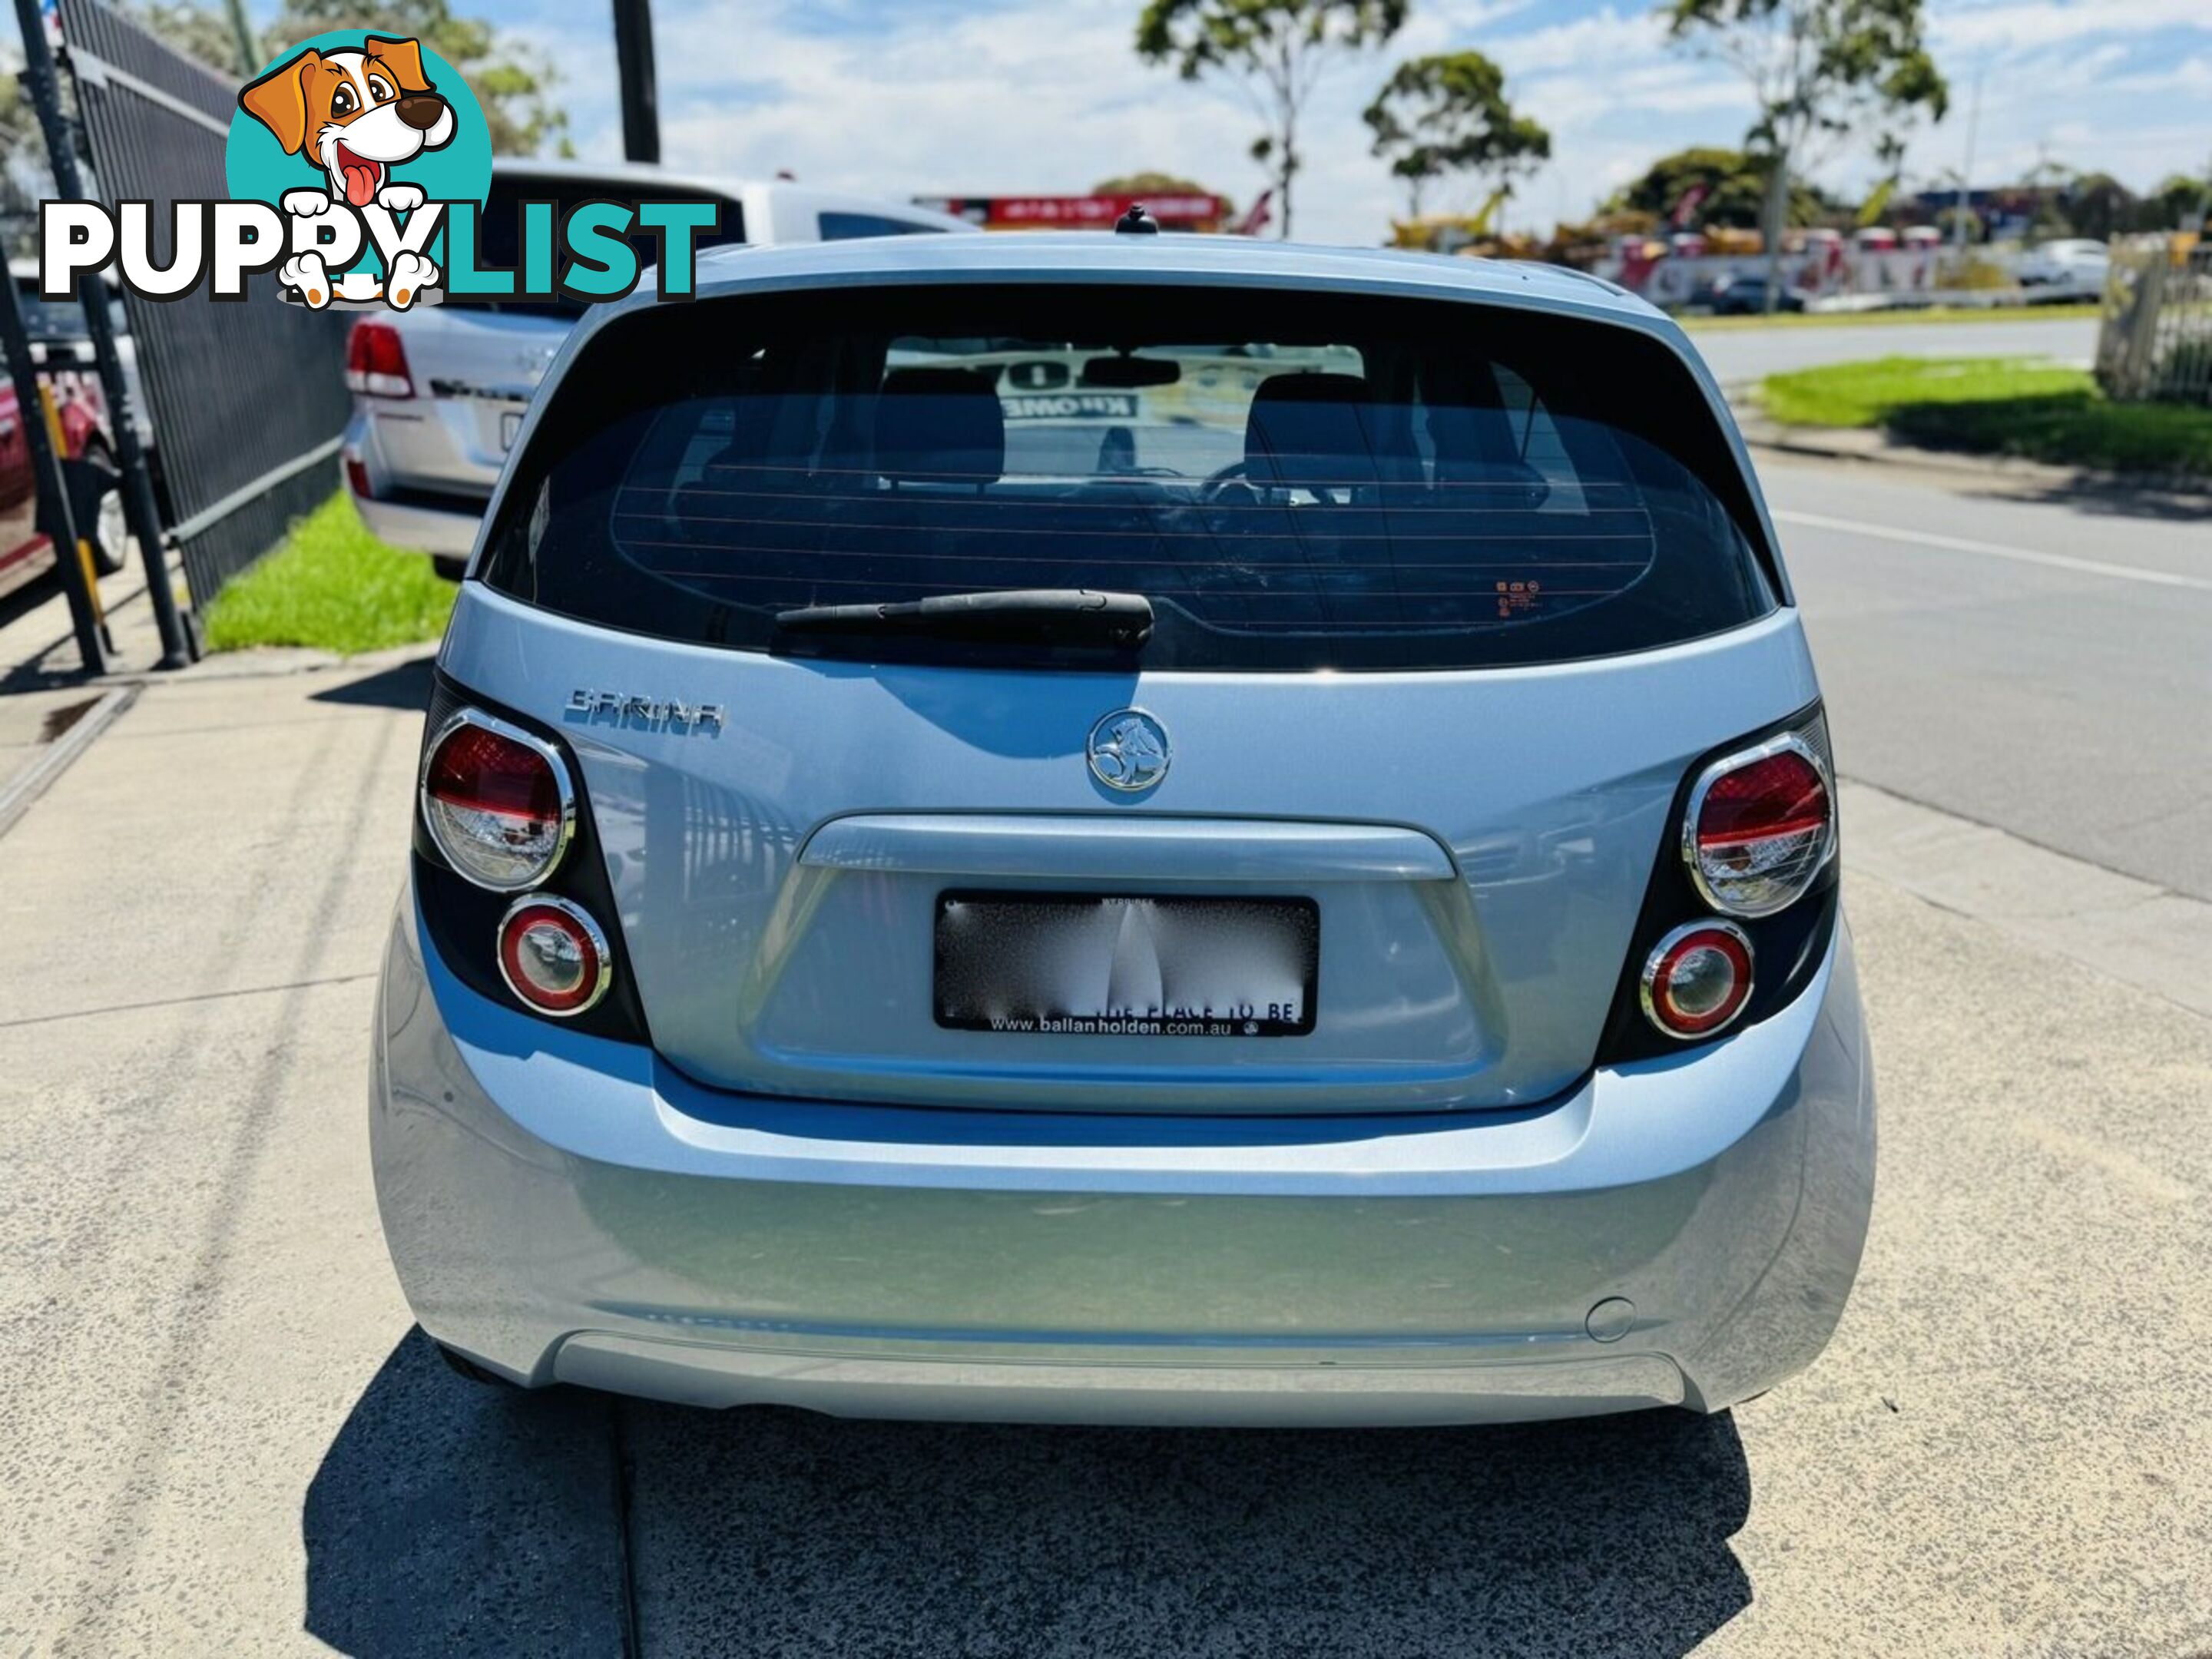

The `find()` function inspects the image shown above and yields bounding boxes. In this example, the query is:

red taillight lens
[1641,921,1753,1038]
[498,897,611,1016]
[1684,737,1833,918]
[420,711,572,890]
[345,456,375,498]
[346,320,412,398]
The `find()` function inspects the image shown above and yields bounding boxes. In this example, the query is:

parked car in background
[1707,273,1807,316]
[376,233,1872,1427]
[11,262,156,462]
[2015,238,2110,301]
[342,162,973,578]
[0,364,127,601]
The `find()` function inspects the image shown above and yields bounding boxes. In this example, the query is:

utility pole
[12,0,194,668]
[612,0,661,164]
[1953,63,1983,260]
[223,0,259,77]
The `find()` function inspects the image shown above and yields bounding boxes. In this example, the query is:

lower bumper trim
[551,1330,1689,1427]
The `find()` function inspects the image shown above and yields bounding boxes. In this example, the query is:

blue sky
[252,0,2212,243]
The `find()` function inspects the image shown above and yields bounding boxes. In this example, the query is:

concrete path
[2,611,2207,1652]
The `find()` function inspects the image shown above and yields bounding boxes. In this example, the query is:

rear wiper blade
[775,589,1153,649]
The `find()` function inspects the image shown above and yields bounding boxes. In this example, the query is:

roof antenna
[1115,204,1160,235]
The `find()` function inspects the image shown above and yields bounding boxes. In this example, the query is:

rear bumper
[370,883,1874,1426]
[342,409,487,560]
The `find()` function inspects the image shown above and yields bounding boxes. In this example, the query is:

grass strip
[1760,356,2212,477]
[203,492,455,655]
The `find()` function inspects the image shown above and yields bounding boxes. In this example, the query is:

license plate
[935,892,1318,1038]
[500,409,523,451]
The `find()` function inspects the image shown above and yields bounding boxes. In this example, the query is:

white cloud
[1931,0,2212,53]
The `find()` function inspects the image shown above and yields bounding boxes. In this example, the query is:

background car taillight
[420,710,573,890]
[498,897,612,1016]
[1641,921,1753,1038]
[1683,733,1834,918]
[346,320,412,399]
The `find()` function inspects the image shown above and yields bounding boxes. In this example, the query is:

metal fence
[2095,233,2212,407]
[57,0,351,605]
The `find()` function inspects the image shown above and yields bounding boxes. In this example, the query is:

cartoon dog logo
[238,36,453,310]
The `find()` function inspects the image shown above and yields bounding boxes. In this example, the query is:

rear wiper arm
[775,588,1153,649]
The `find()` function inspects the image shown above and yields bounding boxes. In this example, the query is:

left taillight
[346,319,413,398]
[1682,731,1834,919]
[498,896,612,1016]
[419,709,574,891]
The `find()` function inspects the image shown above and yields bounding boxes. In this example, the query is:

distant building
[914,193,1232,233]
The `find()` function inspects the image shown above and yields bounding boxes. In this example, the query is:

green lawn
[1759,356,2212,477]
[1684,301,2102,332]
[202,492,455,655]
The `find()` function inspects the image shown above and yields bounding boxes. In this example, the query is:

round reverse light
[421,710,574,891]
[1684,734,1833,918]
[497,897,612,1016]
[1641,920,1753,1040]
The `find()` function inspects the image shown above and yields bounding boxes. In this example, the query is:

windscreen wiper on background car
[774,589,1154,650]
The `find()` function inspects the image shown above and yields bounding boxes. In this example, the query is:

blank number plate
[935,892,1318,1038]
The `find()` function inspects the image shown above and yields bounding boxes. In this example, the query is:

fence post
[14,0,194,669]
[0,273,113,677]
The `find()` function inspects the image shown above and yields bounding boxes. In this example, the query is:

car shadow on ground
[309,654,437,711]
[306,1330,1753,1658]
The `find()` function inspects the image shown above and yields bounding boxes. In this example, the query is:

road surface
[1689,313,2098,382]
[1758,455,2212,902]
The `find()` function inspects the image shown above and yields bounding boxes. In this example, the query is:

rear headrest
[1244,373,1382,495]
[874,366,1005,485]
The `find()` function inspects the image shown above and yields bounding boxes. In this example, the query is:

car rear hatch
[442,278,1812,1114]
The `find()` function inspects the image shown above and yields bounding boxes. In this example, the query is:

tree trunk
[1760,151,1790,315]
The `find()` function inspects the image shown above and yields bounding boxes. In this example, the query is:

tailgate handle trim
[798,815,1455,883]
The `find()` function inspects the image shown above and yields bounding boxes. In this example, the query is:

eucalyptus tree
[1363,50,1548,220]
[1137,0,1409,239]
[1661,0,1947,310]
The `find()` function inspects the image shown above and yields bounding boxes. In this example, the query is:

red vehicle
[0,363,125,601]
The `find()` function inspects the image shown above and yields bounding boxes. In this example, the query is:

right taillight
[1682,733,1834,919]
[346,319,412,398]
[420,710,573,891]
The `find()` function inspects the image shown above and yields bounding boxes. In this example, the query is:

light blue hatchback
[371,231,1873,1426]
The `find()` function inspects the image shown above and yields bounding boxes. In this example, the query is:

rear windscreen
[482,284,1777,671]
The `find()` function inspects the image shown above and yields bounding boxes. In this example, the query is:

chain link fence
[2094,233,2212,407]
